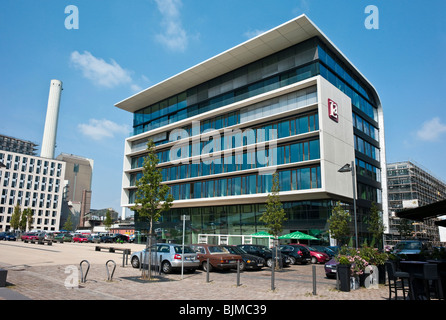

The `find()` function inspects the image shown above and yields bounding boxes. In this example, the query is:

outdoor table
[426,260,446,297]
[399,261,428,300]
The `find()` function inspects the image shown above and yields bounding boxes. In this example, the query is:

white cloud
[416,117,446,141]
[154,0,188,52]
[244,29,267,39]
[78,119,129,141]
[70,51,136,89]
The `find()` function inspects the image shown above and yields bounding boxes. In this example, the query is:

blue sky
[1,0,445,214]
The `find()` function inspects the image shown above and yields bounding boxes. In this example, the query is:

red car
[300,244,330,264]
[21,232,39,241]
[73,234,88,243]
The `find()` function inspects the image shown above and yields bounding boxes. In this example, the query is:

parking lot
[0,240,390,301]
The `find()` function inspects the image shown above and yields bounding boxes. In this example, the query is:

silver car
[131,243,200,274]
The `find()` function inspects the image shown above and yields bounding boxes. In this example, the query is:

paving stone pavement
[0,240,391,301]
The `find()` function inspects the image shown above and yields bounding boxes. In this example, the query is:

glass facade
[127,35,383,244]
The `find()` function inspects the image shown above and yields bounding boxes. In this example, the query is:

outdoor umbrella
[250,231,274,238]
[278,231,318,240]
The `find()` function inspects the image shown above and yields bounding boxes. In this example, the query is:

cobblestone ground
[2,262,390,300]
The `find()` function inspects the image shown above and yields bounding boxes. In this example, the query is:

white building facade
[0,150,66,231]
[116,15,387,245]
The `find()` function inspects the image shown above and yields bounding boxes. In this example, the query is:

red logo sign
[328,99,338,122]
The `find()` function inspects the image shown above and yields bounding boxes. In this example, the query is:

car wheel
[239,261,246,271]
[289,256,296,265]
[202,261,213,272]
[266,258,273,268]
[162,261,172,274]
[131,256,140,268]
[311,257,317,264]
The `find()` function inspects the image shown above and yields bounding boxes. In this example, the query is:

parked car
[100,235,114,243]
[2,232,16,241]
[222,245,265,271]
[324,258,338,279]
[0,232,7,240]
[131,243,200,274]
[280,244,311,265]
[111,234,129,243]
[73,234,88,243]
[238,244,290,268]
[190,244,242,272]
[54,233,73,242]
[392,240,431,259]
[87,235,101,243]
[311,245,336,258]
[21,232,40,241]
[300,244,331,264]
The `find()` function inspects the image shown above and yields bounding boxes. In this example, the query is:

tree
[10,204,21,231]
[367,202,385,248]
[131,140,174,279]
[328,201,351,246]
[259,172,287,269]
[23,208,33,231]
[63,214,74,231]
[104,209,113,231]
[19,209,28,231]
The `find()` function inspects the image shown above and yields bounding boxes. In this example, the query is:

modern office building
[387,161,446,245]
[0,134,38,156]
[0,150,66,231]
[116,15,386,245]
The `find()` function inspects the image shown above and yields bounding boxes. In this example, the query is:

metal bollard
[236,260,241,287]
[271,259,275,291]
[80,260,90,283]
[206,258,210,283]
[312,265,317,295]
[106,260,116,281]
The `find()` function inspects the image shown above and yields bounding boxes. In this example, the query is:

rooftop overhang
[115,14,380,113]
[396,199,446,221]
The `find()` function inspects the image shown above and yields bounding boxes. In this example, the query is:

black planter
[336,264,351,292]
[377,264,386,284]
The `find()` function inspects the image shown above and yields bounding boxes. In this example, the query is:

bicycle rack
[80,260,90,283]
[106,260,116,281]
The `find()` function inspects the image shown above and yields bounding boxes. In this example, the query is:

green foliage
[366,202,385,247]
[10,204,21,230]
[131,140,174,280]
[328,201,351,245]
[63,214,74,231]
[104,209,113,230]
[131,140,174,233]
[23,208,33,231]
[259,173,287,238]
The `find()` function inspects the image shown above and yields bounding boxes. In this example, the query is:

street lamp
[338,161,358,248]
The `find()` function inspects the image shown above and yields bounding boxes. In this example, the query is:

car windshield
[174,246,195,254]
[225,246,245,254]
[208,246,228,254]
[395,242,422,250]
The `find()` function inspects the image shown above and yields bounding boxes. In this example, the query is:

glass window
[309,140,320,159]
[278,120,290,139]
[298,116,308,134]
[279,170,291,191]
[193,182,201,199]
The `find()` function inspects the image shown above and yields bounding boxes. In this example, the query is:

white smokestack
[41,79,63,159]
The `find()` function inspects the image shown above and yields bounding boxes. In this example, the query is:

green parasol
[278,231,318,240]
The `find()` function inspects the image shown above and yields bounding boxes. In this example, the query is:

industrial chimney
[41,79,63,159]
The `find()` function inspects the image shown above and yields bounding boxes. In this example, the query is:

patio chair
[385,261,410,300]
[413,263,444,300]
